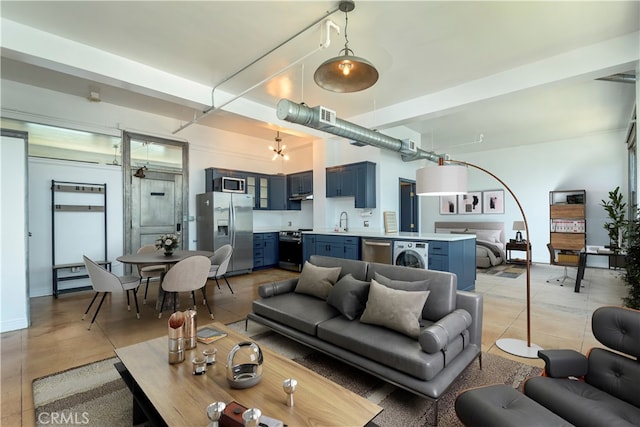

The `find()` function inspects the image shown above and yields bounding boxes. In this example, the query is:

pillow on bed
[466,229,501,243]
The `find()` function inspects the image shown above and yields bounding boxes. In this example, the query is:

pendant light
[269,131,289,161]
[314,0,378,93]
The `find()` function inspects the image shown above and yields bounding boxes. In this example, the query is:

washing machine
[393,241,429,269]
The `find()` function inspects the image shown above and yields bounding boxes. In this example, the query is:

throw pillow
[294,261,341,300]
[327,274,370,320]
[373,272,430,292]
[360,279,430,338]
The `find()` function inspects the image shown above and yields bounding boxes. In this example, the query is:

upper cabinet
[286,170,313,211]
[326,161,376,208]
[204,168,291,211]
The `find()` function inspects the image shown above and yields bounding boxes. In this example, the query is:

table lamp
[513,221,525,242]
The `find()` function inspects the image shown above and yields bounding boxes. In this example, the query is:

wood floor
[1,264,628,426]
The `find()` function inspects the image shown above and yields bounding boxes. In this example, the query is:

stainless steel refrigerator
[196,192,253,275]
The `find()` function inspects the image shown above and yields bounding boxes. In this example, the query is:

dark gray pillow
[373,272,430,292]
[294,261,341,300]
[327,274,370,320]
[360,279,430,338]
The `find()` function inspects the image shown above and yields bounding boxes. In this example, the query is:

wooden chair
[208,244,234,294]
[546,243,577,286]
[159,255,213,319]
[82,255,141,330]
[135,244,166,304]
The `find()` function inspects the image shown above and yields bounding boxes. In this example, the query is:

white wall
[420,131,628,266]
[1,134,29,332]
[28,158,124,297]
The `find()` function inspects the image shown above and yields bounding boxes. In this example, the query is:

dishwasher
[361,238,393,264]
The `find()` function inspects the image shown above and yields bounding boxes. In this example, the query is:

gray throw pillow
[327,274,370,320]
[360,279,430,338]
[373,272,430,292]
[294,261,341,300]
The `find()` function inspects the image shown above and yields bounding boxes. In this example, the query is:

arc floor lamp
[416,158,542,358]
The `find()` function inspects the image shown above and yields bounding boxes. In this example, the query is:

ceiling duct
[276,99,440,162]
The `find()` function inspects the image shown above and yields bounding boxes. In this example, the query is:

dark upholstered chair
[455,306,640,427]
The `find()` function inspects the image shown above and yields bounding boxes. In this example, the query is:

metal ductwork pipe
[276,99,442,162]
[596,73,637,84]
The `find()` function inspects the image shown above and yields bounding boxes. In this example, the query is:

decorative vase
[164,248,174,256]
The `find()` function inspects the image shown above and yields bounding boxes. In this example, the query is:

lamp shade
[314,54,378,93]
[513,221,525,231]
[416,165,468,196]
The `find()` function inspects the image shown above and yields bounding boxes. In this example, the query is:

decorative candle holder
[192,356,207,375]
[203,348,217,365]
[206,401,226,427]
[283,378,297,407]
[242,408,262,427]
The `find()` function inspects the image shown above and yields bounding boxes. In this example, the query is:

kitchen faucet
[339,211,348,232]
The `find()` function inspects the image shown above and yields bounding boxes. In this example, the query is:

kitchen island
[301,230,476,291]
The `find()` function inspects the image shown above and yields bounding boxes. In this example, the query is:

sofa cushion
[294,261,341,300]
[317,316,450,381]
[309,255,368,281]
[368,264,456,321]
[360,279,430,338]
[326,274,370,320]
[252,293,339,335]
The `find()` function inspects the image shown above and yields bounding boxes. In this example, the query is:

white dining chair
[135,244,166,304]
[159,255,213,319]
[208,244,234,294]
[82,255,141,330]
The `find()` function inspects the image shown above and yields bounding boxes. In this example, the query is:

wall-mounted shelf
[51,180,108,297]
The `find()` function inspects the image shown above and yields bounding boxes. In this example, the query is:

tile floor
[0,263,628,426]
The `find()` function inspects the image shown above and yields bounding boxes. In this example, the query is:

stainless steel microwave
[215,177,246,193]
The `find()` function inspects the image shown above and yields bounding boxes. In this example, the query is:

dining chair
[82,255,141,330]
[546,243,577,286]
[208,244,234,294]
[135,244,166,304]
[159,255,213,319]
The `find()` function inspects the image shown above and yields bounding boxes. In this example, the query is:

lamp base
[496,338,542,358]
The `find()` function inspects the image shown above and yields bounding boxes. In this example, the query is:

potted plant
[623,208,640,309]
[600,186,627,250]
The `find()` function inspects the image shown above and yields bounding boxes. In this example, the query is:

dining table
[117,249,214,311]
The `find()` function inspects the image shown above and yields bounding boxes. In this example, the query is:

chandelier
[269,131,289,161]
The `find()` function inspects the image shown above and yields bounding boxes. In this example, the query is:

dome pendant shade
[314,53,378,93]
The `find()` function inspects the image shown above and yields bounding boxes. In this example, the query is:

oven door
[278,239,302,272]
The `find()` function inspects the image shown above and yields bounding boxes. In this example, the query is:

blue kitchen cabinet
[253,232,279,269]
[326,161,376,208]
[287,171,313,210]
[428,239,476,291]
[269,175,287,211]
[309,235,360,261]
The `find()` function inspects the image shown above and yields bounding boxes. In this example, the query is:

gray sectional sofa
[246,255,483,425]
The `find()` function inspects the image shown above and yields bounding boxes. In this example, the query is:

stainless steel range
[278,230,308,272]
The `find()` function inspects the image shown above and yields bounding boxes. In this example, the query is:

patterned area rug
[478,263,527,278]
[32,322,541,427]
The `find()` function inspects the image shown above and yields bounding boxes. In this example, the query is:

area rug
[478,263,527,278]
[33,324,541,427]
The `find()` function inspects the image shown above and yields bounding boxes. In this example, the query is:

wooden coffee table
[115,322,382,426]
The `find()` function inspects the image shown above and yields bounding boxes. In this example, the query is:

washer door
[395,249,425,269]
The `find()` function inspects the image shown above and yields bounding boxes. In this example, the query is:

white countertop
[301,229,474,242]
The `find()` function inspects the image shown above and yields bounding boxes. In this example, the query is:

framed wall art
[482,190,504,214]
[458,192,482,214]
[439,195,458,214]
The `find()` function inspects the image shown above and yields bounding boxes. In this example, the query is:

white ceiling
[1,1,638,155]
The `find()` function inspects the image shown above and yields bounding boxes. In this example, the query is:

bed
[434,221,506,268]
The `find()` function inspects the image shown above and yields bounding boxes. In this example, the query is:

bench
[52,260,111,298]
